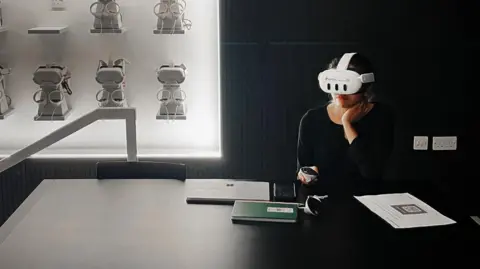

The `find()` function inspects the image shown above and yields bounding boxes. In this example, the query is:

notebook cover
[231,201,298,223]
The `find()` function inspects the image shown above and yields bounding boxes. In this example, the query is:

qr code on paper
[391,204,427,215]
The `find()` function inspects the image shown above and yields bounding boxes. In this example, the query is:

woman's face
[332,93,365,108]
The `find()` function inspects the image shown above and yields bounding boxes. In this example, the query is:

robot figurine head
[156,63,187,85]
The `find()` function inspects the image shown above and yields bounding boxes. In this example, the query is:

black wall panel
[0,163,29,225]
[1,0,477,226]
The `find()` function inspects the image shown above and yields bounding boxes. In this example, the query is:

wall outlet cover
[432,136,457,151]
[413,136,428,150]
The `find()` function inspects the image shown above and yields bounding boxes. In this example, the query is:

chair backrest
[96,161,187,180]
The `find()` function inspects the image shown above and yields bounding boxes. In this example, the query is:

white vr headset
[157,64,187,84]
[318,52,375,95]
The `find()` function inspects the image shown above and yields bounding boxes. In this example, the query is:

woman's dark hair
[327,53,375,99]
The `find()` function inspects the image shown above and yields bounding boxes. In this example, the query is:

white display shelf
[28,26,69,34]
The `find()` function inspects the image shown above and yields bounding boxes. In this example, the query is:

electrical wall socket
[413,136,428,150]
[52,0,66,11]
[432,136,457,151]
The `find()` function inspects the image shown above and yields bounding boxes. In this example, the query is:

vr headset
[33,64,70,86]
[96,59,126,85]
[157,64,187,84]
[318,52,375,95]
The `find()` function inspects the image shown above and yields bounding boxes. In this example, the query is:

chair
[96,161,187,181]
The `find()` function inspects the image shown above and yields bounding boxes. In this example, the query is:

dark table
[0,179,478,269]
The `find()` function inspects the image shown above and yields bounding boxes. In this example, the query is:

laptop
[185,179,270,204]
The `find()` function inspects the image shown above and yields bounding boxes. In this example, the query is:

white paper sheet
[354,193,456,229]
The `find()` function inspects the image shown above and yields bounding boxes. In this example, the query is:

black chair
[96,161,187,181]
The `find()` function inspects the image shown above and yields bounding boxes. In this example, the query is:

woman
[296,53,395,195]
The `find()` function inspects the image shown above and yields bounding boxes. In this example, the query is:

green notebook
[231,201,298,223]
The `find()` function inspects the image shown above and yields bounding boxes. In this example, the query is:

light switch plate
[413,136,428,150]
[432,136,457,151]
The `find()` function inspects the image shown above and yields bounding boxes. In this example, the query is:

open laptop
[185,179,270,204]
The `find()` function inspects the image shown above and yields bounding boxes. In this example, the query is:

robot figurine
[156,63,187,120]
[153,0,191,34]
[32,64,73,121]
[90,0,124,33]
[0,65,12,119]
[95,58,128,107]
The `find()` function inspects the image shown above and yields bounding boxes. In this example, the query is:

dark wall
[1,0,476,226]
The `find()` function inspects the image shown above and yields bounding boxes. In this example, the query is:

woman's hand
[297,166,319,185]
[341,102,369,124]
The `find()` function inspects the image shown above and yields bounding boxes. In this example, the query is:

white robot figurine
[156,63,187,120]
[90,0,124,33]
[0,65,12,119]
[32,64,73,121]
[95,58,128,107]
[154,0,192,34]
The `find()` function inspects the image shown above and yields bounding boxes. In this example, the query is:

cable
[169,1,182,34]
[108,1,121,32]
[89,1,105,34]
[61,80,72,95]
[90,1,120,18]
[302,195,329,216]
[105,1,120,16]
[0,69,12,114]
[91,1,121,33]
[33,89,47,104]
[172,89,186,121]
[183,18,192,30]
[170,1,185,18]
[154,1,168,33]
[51,104,59,122]
[89,2,104,19]
[0,88,11,114]
[177,0,192,30]
[96,89,125,107]
[106,1,120,33]
[154,0,192,34]
[48,89,65,121]
[33,89,47,120]
[171,17,177,35]
[157,89,171,121]
[169,0,184,34]
[154,1,169,18]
